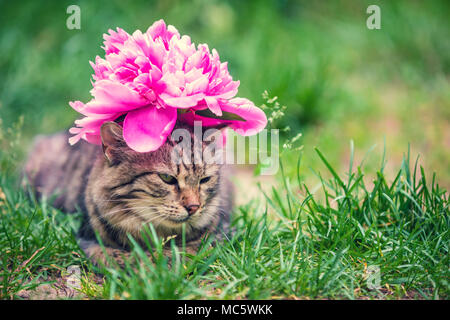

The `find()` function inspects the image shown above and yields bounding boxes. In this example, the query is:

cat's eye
[158,173,177,185]
[200,176,211,184]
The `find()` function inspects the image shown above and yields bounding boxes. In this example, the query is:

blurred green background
[0,0,449,186]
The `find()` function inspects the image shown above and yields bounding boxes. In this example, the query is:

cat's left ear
[100,122,126,165]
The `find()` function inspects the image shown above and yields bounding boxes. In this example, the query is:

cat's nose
[185,204,200,215]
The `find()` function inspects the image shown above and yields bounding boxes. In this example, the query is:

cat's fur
[23,121,232,266]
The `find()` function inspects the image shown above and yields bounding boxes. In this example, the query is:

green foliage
[0,141,448,299]
[0,0,448,300]
[99,225,216,299]
[0,116,24,174]
[0,182,84,299]
[90,147,450,299]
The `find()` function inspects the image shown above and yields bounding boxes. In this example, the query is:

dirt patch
[15,272,104,300]
[17,277,83,300]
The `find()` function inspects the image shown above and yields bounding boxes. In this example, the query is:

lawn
[0,0,448,299]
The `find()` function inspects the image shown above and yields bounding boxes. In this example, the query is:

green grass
[1,141,448,299]
[0,0,449,300]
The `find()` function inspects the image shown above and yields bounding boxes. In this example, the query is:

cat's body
[24,122,232,266]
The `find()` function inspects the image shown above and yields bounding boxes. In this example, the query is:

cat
[23,121,233,267]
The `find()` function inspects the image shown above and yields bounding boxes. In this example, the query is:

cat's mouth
[165,206,204,224]
[167,215,190,223]
[166,206,204,224]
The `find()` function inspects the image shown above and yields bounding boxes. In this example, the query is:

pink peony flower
[69,19,267,152]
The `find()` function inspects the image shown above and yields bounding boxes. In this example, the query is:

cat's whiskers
[95,197,146,204]
[101,205,152,218]
[102,200,171,227]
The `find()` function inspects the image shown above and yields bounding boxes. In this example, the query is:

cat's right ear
[100,122,125,165]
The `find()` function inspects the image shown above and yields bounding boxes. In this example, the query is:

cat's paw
[78,238,130,268]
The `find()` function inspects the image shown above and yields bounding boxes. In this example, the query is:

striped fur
[24,122,233,266]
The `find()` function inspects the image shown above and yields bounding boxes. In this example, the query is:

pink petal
[84,133,103,145]
[68,113,119,146]
[84,80,149,114]
[179,98,267,136]
[223,98,267,136]
[146,19,180,48]
[68,134,81,145]
[146,19,167,40]
[185,75,209,95]
[103,28,130,54]
[123,106,177,152]
[204,97,222,116]
[213,80,239,99]
[159,92,205,108]
[69,100,90,116]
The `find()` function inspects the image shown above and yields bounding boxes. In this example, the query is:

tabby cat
[23,121,232,266]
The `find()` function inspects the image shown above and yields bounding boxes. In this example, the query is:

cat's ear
[100,122,125,165]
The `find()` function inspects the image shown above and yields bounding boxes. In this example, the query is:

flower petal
[223,98,267,136]
[103,28,130,54]
[159,92,205,108]
[204,96,222,116]
[179,98,267,136]
[83,80,149,114]
[68,113,119,146]
[123,106,177,152]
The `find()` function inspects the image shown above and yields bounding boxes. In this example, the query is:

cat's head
[90,121,227,238]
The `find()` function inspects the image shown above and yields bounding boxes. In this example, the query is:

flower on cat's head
[69,19,267,152]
